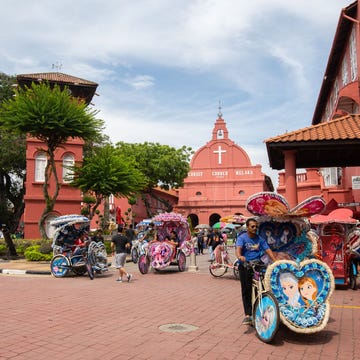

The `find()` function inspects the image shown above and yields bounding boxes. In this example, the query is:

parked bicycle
[209,244,240,279]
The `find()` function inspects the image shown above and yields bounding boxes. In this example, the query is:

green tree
[0,82,104,238]
[70,144,146,219]
[0,73,26,256]
[115,142,193,217]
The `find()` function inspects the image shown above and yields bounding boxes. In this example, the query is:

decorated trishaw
[131,219,162,264]
[138,212,192,274]
[310,208,360,289]
[50,214,109,279]
[243,192,335,342]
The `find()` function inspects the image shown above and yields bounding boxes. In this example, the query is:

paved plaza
[1,253,360,360]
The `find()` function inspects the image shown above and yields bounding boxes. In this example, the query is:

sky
[0,0,353,187]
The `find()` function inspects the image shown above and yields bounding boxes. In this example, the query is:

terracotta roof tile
[16,72,98,86]
[265,114,360,144]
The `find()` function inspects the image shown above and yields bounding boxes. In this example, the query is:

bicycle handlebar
[241,260,267,272]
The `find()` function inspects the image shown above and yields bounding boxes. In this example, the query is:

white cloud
[0,0,352,189]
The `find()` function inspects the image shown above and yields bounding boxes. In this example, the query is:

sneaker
[116,278,122,282]
[127,274,132,282]
[241,316,252,325]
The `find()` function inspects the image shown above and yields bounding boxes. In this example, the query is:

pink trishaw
[138,212,192,274]
[310,208,360,289]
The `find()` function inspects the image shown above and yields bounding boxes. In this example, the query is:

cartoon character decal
[265,259,334,333]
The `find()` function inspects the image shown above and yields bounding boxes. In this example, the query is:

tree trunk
[2,226,17,258]
[103,196,110,224]
[39,148,61,239]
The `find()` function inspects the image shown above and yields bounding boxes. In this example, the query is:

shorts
[114,253,127,268]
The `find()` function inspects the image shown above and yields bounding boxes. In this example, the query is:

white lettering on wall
[188,171,203,177]
[235,170,254,175]
[212,171,228,176]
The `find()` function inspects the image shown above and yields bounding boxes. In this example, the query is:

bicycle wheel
[253,292,279,343]
[233,259,240,280]
[50,255,70,278]
[138,254,150,274]
[209,263,227,277]
[86,263,94,280]
[177,251,186,272]
[350,274,357,290]
[131,248,139,264]
[349,262,357,290]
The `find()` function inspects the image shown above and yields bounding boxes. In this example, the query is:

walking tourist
[111,229,133,283]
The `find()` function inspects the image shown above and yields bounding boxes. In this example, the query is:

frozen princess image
[255,305,276,333]
[279,272,301,307]
[265,229,276,246]
[280,227,291,244]
[298,276,318,307]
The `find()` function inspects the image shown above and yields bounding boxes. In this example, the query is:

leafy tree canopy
[0,72,25,254]
[0,82,104,151]
[114,142,193,191]
[70,144,146,218]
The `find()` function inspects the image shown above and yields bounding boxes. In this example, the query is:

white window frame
[35,152,47,182]
[62,154,75,183]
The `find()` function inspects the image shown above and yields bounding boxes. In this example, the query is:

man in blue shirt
[235,218,277,325]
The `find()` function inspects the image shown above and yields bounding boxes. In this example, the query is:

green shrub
[24,245,52,261]
[39,242,53,254]
[0,244,7,255]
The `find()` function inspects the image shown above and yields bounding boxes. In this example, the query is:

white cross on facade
[213,145,226,164]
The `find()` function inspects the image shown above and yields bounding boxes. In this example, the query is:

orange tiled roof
[16,72,98,86]
[265,114,360,144]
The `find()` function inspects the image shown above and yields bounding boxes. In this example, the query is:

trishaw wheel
[253,292,279,343]
[233,266,240,280]
[350,273,357,290]
[50,255,70,278]
[138,254,149,274]
[86,263,94,280]
[131,248,139,264]
[209,263,227,277]
[178,252,186,272]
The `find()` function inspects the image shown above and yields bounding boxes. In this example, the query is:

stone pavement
[1,253,360,360]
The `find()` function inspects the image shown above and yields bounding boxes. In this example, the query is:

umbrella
[224,223,237,230]
[195,224,211,230]
[220,214,246,224]
[212,221,226,229]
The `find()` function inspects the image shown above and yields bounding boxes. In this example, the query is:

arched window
[196,191,202,196]
[62,154,75,183]
[35,152,47,182]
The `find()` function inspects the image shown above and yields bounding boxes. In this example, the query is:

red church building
[175,110,273,226]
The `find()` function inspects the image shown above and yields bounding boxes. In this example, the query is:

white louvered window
[350,26,357,81]
[321,167,340,186]
[35,152,47,182]
[62,154,75,183]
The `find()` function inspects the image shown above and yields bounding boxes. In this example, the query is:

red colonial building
[266,0,360,218]
[175,111,273,226]
[18,72,98,239]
